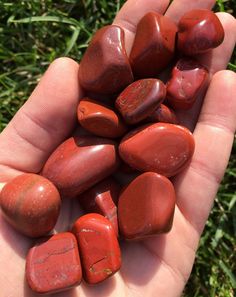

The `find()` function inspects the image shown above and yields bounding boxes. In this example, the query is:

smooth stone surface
[77,98,127,138]
[167,58,209,109]
[118,172,176,240]
[130,12,177,78]
[116,79,166,124]
[79,25,133,94]
[26,232,82,294]
[72,213,121,284]
[42,136,120,198]
[119,123,195,177]
[178,9,224,55]
[0,173,61,238]
[78,177,120,235]
[146,103,179,124]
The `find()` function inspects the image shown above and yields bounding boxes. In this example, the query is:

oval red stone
[166,58,209,109]
[178,9,224,56]
[26,232,82,294]
[41,136,120,198]
[130,12,177,78]
[118,172,176,240]
[72,213,121,284]
[77,98,127,138]
[78,177,120,236]
[0,173,61,238]
[79,25,133,94]
[119,123,195,177]
[115,79,166,124]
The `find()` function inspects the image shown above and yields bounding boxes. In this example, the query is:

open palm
[0,0,236,296]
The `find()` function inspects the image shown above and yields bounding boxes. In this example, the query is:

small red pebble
[26,232,82,294]
[78,177,120,236]
[77,98,127,138]
[178,9,224,55]
[72,213,121,284]
[130,12,177,78]
[118,172,176,240]
[0,173,61,238]
[146,103,179,124]
[119,123,195,177]
[166,58,209,109]
[115,79,166,124]
[79,25,133,94]
[41,136,120,198]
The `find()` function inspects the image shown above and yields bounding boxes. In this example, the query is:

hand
[0,1,235,296]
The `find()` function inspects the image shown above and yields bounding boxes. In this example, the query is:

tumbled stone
[178,9,224,55]
[130,12,177,78]
[72,214,121,284]
[119,123,195,177]
[79,25,133,94]
[146,104,179,124]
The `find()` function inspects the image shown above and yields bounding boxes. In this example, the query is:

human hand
[0,0,235,296]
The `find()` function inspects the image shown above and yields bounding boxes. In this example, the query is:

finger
[165,0,215,23]
[197,12,236,73]
[174,13,236,132]
[173,70,236,235]
[113,0,170,54]
[0,58,83,180]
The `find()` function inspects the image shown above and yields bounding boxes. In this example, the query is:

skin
[0,0,235,296]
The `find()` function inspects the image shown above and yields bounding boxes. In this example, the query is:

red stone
[115,79,166,124]
[41,136,120,198]
[178,9,224,56]
[146,104,179,124]
[118,172,176,240]
[77,98,127,138]
[26,232,82,294]
[72,214,121,284]
[0,173,61,238]
[119,123,195,177]
[130,12,177,78]
[79,25,133,94]
[78,177,120,235]
[166,58,209,109]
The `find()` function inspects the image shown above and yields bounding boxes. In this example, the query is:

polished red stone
[79,25,133,94]
[146,104,179,124]
[119,123,195,177]
[130,12,177,78]
[77,98,127,138]
[118,172,176,240]
[167,58,209,109]
[178,9,224,55]
[78,177,120,235]
[0,173,61,238]
[72,214,121,284]
[26,232,82,294]
[41,136,120,198]
[115,79,166,124]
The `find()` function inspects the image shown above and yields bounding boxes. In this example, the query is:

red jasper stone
[119,123,195,177]
[146,104,179,124]
[130,12,177,78]
[77,98,127,138]
[118,172,176,240]
[115,79,166,124]
[41,136,120,199]
[78,178,120,235]
[178,9,224,56]
[166,58,209,109]
[72,214,121,284]
[0,173,60,238]
[79,25,133,94]
[26,232,82,294]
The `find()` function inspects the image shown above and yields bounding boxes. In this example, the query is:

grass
[0,1,235,296]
